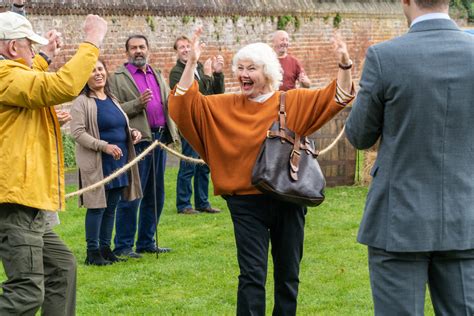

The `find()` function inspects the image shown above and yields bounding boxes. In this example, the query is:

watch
[38,52,52,65]
[338,59,353,70]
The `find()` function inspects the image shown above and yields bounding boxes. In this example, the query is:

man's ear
[6,40,19,58]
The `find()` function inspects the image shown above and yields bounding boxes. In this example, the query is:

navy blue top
[96,97,129,190]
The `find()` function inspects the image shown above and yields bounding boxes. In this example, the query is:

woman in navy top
[71,60,142,266]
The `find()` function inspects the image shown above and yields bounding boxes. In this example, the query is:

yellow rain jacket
[0,43,99,211]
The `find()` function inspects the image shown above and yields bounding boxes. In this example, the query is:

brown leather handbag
[251,92,326,207]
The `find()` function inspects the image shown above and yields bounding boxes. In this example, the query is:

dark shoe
[85,249,112,266]
[100,246,127,263]
[137,246,172,254]
[196,206,221,214]
[114,249,142,259]
[178,208,200,215]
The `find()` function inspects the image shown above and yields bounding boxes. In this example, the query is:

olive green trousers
[0,203,76,315]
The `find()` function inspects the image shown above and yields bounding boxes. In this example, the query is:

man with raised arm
[170,35,224,215]
[0,9,107,315]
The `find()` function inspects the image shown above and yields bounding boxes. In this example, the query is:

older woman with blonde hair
[169,28,354,315]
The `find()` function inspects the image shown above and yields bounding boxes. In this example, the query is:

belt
[151,126,166,133]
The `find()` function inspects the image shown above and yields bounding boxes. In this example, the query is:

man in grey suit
[346,0,474,314]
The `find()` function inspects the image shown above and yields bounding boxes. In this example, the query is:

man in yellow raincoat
[0,11,107,315]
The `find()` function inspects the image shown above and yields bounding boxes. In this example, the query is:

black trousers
[224,194,306,316]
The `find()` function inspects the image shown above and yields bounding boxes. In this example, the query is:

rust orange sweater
[169,80,345,196]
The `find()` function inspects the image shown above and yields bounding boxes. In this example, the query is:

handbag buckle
[290,149,301,158]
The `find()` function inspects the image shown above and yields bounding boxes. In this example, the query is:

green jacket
[169,60,225,95]
[109,64,179,144]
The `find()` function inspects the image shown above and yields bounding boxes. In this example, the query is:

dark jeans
[114,130,167,253]
[0,203,77,316]
[368,246,474,316]
[85,188,122,251]
[224,194,306,316]
[176,136,210,211]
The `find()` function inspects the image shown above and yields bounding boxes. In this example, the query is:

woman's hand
[131,129,142,144]
[176,27,204,91]
[333,31,350,64]
[333,31,353,95]
[104,144,122,160]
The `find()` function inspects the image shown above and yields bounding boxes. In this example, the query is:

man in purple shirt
[109,35,179,258]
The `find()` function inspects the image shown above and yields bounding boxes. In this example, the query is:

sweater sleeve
[168,81,209,160]
[286,80,346,136]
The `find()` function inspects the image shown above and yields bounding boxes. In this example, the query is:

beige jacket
[70,94,142,208]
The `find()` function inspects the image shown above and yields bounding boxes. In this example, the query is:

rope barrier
[65,126,346,199]
[65,140,205,199]
[319,125,345,156]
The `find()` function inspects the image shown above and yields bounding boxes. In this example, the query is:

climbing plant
[277,15,301,31]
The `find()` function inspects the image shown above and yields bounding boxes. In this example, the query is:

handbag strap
[267,130,318,157]
[290,134,301,181]
[272,92,318,156]
[279,92,287,132]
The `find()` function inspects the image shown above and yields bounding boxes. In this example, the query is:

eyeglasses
[14,38,37,55]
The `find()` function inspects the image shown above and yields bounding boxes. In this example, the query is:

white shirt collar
[249,91,275,103]
[411,13,450,27]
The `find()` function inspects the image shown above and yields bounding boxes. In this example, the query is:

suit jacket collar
[409,18,460,33]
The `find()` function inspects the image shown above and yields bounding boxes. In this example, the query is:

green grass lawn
[2,167,435,315]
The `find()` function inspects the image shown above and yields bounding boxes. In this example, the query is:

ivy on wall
[276,15,301,31]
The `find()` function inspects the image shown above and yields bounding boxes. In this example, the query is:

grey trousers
[368,246,474,316]
[0,203,77,316]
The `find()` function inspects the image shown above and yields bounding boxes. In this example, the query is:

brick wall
[1,1,411,93]
[2,0,466,185]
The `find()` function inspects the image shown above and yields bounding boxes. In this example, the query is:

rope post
[152,135,159,259]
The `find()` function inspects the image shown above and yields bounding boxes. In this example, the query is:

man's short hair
[414,0,450,9]
[173,35,190,50]
[125,34,149,51]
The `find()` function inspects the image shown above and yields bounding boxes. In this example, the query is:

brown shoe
[178,208,200,215]
[196,207,221,214]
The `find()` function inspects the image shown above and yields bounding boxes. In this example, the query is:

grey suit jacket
[346,19,474,252]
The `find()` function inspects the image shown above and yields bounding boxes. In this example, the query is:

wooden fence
[311,107,356,187]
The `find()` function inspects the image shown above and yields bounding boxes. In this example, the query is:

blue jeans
[114,131,167,253]
[176,136,211,211]
[85,188,122,250]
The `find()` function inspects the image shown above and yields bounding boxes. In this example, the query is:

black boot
[85,249,112,266]
[100,246,126,263]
